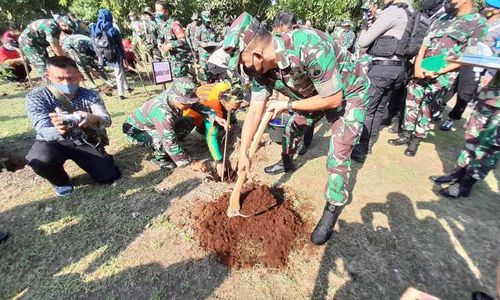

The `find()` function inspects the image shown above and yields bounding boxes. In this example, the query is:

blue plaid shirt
[25,87,111,142]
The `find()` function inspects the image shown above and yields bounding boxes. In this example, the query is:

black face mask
[242,65,260,78]
[444,1,459,15]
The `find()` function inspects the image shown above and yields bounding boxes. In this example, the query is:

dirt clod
[193,184,306,269]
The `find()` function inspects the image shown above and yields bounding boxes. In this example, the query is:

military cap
[191,12,199,20]
[201,11,212,23]
[222,12,261,71]
[57,16,77,32]
[143,7,155,16]
[341,20,353,27]
[167,78,199,104]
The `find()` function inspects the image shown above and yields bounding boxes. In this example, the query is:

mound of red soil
[192,184,306,269]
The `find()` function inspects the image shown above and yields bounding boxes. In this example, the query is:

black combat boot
[350,143,367,163]
[404,137,422,157]
[440,174,477,199]
[429,168,465,185]
[388,131,412,146]
[264,154,295,175]
[311,203,344,246]
[297,144,309,156]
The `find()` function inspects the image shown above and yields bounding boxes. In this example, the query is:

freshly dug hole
[192,184,306,269]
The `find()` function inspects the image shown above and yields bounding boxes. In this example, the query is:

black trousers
[26,140,121,187]
[358,63,406,153]
[448,66,479,120]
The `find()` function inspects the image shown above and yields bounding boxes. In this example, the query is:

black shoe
[127,88,135,93]
[264,154,294,175]
[119,96,127,100]
[429,169,465,185]
[388,131,411,146]
[472,291,494,300]
[311,203,343,246]
[0,231,10,243]
[351,145,367,163]
[440,119,454,131]
[151,158,177,170]
[440,175,476,199]
[404,137,422,157]
[297,144,309,156]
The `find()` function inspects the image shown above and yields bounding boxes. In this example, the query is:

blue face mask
[53,83,79,95]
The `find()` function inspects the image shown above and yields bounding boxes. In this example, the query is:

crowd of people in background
[0,3,499,296]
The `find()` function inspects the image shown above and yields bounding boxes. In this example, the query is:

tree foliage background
[0,0,429,33]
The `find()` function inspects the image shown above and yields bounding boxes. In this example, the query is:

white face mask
[3,43,16,51]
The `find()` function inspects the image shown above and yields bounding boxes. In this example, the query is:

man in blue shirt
[25,56,120,196]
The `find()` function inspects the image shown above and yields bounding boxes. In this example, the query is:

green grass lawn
[0,78,499,299]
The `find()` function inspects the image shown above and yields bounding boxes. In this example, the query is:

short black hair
[155,1,172,11]
[272,11,297,30]
[46,56,78,70]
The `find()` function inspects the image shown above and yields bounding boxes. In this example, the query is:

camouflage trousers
[167,52,191,79]
[403,72,458,138]
[282,113,323,155]
[124,118,195,160]
[20,44,48,77]
[68,51,109,84]
[456,102,500,180]
[325,95,367,205]
[198,51,211,81]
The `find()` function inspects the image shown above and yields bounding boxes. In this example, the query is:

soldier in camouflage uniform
[223,12,370,245]
[19,17,71,77]
[196,11,219,82]
[389,2,488,157]
[186,13,201,58]
[136,8,161,62]
[430,0,500,198]
[154,1,192,78]
[331,20,356,52]
[123,78,227,170]
[61,34,111,87]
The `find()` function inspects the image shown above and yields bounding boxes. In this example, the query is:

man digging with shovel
[222,12,370,246]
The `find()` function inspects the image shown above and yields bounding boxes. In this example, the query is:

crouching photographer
[25,56,120,196]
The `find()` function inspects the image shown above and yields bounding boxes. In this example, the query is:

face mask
[3,43,16,51]
[53,83,79,95]
[155,12,164,21]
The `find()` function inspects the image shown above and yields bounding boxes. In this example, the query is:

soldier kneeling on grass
[122,78,228,173]
[25,56,121,197]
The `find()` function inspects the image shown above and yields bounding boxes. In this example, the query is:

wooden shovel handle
[228,111,273,216]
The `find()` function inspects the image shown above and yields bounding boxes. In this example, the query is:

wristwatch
[287,100,293,112]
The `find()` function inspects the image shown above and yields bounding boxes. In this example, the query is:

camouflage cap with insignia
[167,78,199,105]
[222,12,261,71]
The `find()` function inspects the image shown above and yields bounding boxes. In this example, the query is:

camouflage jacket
[136,19,158,49]
[423,12,488,60]
[126,91,216,167]
[332,28,356,51]
[196,24,218,56]
[478,19,500,108]
[186,22,199,51]
[251,28,369,117]
[20,19,61,48]
[157,17,190,56]
[61,34,93,55]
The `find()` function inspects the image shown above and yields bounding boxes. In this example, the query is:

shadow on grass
[312,190,498,299]
[0,140,228,298]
